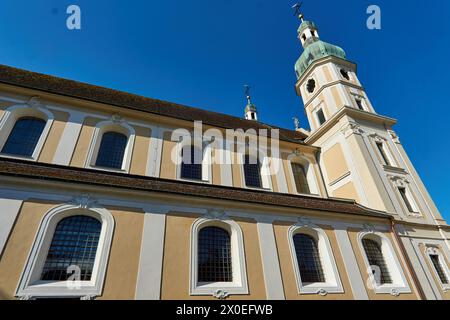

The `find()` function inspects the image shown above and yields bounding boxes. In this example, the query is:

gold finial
[292,2,304,22]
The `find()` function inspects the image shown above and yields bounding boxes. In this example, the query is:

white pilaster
[399,236,438,300]
[256,218,285,300]
[52,111,85,166]
[146,127,164,177]
[334,226,369,300]
[135,209,167,300]
[0,198,23,256]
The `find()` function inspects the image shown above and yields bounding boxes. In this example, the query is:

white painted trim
[288,221,344,295]
[175,138,213,184]
[256,218,285,299]
[84,118,136,173]
[190,216,248,297]
[0,103,54,161]
[0,198,23,256]
[286,153,320,196]
[334,227,369,299]
[145,127,163,177]
[424,246,450,292]
[399,236,439,300]
[135,209,167,300]
[238,149,273,191]
[16,201,115,299]
[52,111,85,166]
[357,230,411,296]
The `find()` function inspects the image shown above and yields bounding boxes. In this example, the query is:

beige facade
[0,16,449,301]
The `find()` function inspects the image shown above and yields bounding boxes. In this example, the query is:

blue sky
[0,0,449,221]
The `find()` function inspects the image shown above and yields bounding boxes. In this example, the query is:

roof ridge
[0,64,307,142]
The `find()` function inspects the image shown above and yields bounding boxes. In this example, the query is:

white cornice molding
[305,107,397,144]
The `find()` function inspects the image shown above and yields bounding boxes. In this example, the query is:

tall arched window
[243,154,262,188]
[293,233,325,283]
[362,238,392,285]
[181,145,203,180]
[1,117,46,157]
[41,215,101,281]
[291,162,310,194]
[198,226,232,282]
[95,131,128,169]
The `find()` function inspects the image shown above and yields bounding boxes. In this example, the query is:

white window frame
[357,231,411,296]
[239,148,272,191]
[425,246,450,291]
[16,201,115,300]
[370,134,397,167]
[314,108,326,126]
[286,153,320,196]
[389,175,421,216]
[339,67,353,82]
[397,185,419,214]
[0,103,54,161]
[85,118,135,173]
[288,222,343,295]
[174,136,213,184]
[190,216,248,298]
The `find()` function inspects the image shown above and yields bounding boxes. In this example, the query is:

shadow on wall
[0,288,11,300]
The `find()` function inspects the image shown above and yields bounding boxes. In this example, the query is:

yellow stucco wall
[129,126,151,176]
[333,182,360,203]
[160,131,177,180]
[38,110,70,163]
[0,199,144,300]
[160,213,266,300]
[70,117,101,167]
[322,143,349,183]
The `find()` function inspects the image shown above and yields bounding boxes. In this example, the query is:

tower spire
[292,2,304,22]
[243,85,258,121]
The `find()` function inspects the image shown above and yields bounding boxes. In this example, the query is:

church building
[0,12,448,300]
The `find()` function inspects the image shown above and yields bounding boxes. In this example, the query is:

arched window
[243,154,262,188]
[198,226,232,283]
[181,145,203,180]
[293,233,325,283]
[41,215,101,281]
[291,162,310,194]
[95,131,128,169]
[1,117,46,157]
[362,238,392,285]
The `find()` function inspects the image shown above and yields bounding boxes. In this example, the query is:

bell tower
[292,9,446,226]
[294,17,377,132]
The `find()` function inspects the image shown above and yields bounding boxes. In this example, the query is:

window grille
[293,233,325,283]
[362,238,392,285]
[95,132,127,169]
[1,117,46,157]
[41,216,101,281]
[180,145,202,180]
[198,226,232,283]
[291,163,310,194]
[430,254,449,285]
[243,154,262,188]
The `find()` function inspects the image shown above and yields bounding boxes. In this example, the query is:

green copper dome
[295,40,346,79]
